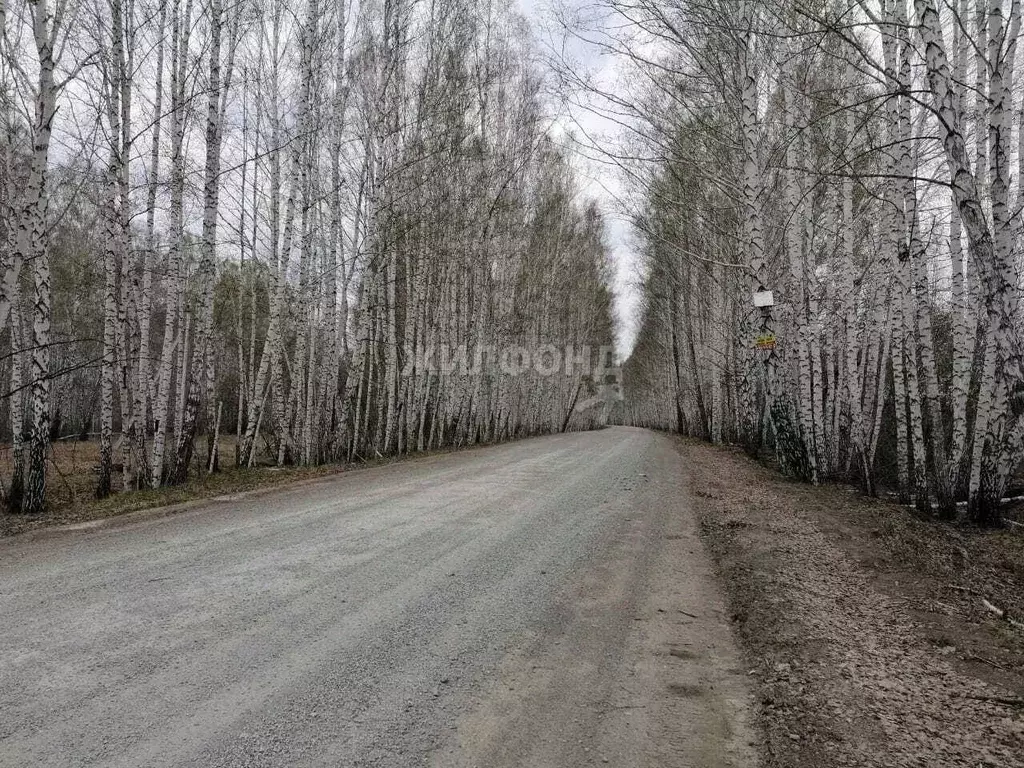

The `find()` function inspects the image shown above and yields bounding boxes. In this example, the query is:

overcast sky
[517,0,642,358]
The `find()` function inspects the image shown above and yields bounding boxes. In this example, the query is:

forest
[605,0,1024,525]
[2,1,1021,763]
[2,0,1022,528]
[0,0,616,515]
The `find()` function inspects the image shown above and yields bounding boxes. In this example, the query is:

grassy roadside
[679,438,1024,768]
[0,439,487,539]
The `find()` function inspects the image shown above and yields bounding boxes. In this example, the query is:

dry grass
[0,436,257,511]
[0,436,343,538]
[0,439,102,512]
[0,435,508,538]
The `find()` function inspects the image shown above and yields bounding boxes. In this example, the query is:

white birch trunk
[150,0,192,487]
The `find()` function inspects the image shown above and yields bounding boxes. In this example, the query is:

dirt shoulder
[0,459,348,539]
[679,439,1024,768]
[0,442,490,540]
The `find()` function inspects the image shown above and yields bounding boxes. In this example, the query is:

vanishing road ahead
[0,427,756,768]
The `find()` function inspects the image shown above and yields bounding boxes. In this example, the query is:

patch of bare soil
[679,439,1024,768]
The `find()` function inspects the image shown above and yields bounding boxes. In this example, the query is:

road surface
[0,427,757,767]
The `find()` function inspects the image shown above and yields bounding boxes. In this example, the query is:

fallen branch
[981,599,1024,631]
[963,654,1007,670]
[964,694,1024,708]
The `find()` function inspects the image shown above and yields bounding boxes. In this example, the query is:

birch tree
[605,0,1024,525]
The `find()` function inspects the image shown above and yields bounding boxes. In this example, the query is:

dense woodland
[606,0,1024,524]
[2,0,1021,527]
[0,0,617,514]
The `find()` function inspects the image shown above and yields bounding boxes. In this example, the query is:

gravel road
[0,427,757,768]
